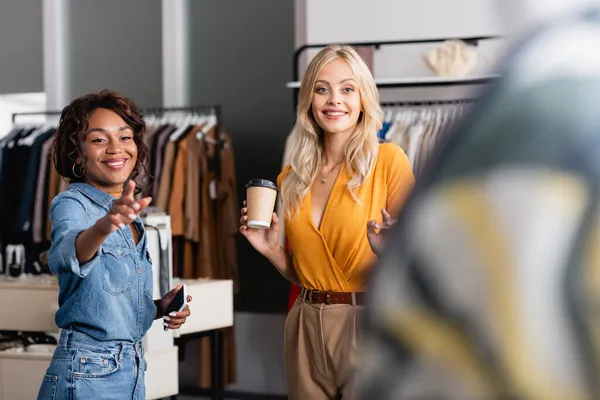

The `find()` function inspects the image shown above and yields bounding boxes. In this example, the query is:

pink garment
[354,46,375,72]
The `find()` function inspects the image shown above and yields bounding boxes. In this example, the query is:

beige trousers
[284,297,362,400]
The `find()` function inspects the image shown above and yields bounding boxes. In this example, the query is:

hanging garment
[0,128,36,241]
[354,45,375,73]
[423,39,480,77]
[145,224,170,297]
[184,124,207,243]
[198,133,219,279]
[154,139,177,210]
[137,124,162,200]
[217,133,240,292]
[163,119,238,389]
[383,104,472,178]
[0,127,23,181]
[405,122,425,169]
[194,127,238,389]
[151,124,178,200]
[33,135,55,243]
[46,149,66,241]
[18,128,56,240]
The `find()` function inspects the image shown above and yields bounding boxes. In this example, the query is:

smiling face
[311,58,362,138]
[81,108,138,193]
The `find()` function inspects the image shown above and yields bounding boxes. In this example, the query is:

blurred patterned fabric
[356,8,600,400]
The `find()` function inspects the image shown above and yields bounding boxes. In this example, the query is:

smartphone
[163,285,187,331]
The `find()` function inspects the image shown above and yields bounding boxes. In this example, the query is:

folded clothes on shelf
[0,331,57,353]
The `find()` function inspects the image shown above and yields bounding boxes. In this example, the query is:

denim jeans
[37,330,147,400]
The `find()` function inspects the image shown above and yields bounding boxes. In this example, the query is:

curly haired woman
[37,90,192,400]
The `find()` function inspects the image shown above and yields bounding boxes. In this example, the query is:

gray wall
[179,312,288,395]
[67,0,163,106]
[0,0,43,94]
[189,0,295,315]
[182,2,295,394]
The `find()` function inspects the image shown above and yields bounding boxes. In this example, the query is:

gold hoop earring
[72,163,85,178]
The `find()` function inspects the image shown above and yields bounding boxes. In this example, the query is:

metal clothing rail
[143,105,221,117]
[12,110,61,122]
[381,98,477,107]
[12,105,222,123]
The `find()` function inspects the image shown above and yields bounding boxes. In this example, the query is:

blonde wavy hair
[281,44,383,219]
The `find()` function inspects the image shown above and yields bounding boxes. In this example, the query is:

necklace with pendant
[318,163,342,184]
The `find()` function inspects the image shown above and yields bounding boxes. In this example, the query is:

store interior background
[0,0,514,396]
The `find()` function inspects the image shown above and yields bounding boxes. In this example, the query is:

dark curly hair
[53,90,149,190]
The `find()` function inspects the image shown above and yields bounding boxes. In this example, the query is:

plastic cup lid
[246,179,278,191]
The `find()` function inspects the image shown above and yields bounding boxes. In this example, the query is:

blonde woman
[240,44,414,399]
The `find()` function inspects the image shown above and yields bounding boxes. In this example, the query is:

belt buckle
[306,290,313,303]
[324,291,331,305]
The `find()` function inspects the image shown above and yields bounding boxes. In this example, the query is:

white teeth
[325,112,346,116]
[107,160,125,167]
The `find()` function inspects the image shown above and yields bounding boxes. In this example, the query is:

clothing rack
[4,105,237,399]
[12,105,223,124]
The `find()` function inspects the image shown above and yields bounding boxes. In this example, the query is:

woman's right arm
[263,240,300,286]
[49,196,101,277]
[76,181,151,263]
[50,181,151,274]
[74,223,111,264]
[239,202,301,286]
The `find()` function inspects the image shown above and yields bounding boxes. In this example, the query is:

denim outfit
[38,183,156,400]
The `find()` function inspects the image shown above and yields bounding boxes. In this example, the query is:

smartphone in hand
[163,285,188,331]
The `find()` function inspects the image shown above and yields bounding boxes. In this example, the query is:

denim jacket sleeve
[48,194,101,277]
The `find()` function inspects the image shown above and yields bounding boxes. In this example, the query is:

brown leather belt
[301,288,366,305]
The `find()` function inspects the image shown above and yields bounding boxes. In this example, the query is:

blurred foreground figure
[357,6,600,400]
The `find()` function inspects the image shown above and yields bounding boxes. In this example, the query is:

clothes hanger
[177,111,187,126]
[385,107,400,141]
[169,112,192,142]
[393,107,412,149]
[18,120,54,146]
[145,113,156,126]
[190,111,199,126]
[197,112,218,143]
[384,108,393,124]
[197,112,208,128]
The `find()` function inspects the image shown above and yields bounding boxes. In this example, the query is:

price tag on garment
[209,179,217,200]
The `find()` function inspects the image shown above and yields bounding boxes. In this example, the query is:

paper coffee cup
[246,179,278,229]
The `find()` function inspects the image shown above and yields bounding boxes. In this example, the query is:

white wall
[182,0,294,396]
[295,0,508,101]
[302,0,504,44]
[0,93,47,139]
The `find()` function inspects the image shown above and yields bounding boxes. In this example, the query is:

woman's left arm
[385,146,415,218]
[367,146,415,255]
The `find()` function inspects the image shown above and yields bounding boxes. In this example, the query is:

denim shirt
[48,183,156,342]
